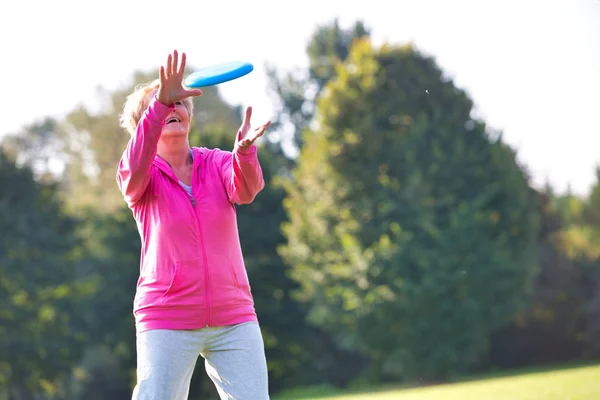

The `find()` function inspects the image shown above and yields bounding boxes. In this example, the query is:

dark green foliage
[486,184,600,371]
[281,38,541,381]
[0,149,86,398]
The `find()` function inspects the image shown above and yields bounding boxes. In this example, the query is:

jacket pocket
[207,255,252,305]
[134,261,174,309]
[231,260,250,290]
[230,259,253,303]
[160,257,205,306]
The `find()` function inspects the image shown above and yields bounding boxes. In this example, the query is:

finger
[160,66,167,83]
[254,121,270,134]
[243,106,252,126]
[186,88,203,97]
[254,129,265,140]
[166,53,173,76]
[172,50,179,76]
[178,52,186,75]
[253,126,266,136]
[247,129,264,144]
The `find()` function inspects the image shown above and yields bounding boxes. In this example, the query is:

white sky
[1,0,599,195]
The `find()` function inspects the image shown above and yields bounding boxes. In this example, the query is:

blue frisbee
[184,61,254,88]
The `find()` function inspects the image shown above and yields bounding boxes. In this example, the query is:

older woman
[117,49,271,400]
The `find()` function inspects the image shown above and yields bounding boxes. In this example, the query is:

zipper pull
[190,196,196,207]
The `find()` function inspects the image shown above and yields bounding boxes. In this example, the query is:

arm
[221,130,265,204]
[116,96,174,206]
[116,50,202,206]
[220,105,270,203]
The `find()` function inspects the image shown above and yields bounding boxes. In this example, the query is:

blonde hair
[119,79,194,136]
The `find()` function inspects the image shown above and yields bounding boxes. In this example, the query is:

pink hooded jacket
[116,96,264,333]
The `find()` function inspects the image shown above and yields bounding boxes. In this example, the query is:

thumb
[187,88,203,97]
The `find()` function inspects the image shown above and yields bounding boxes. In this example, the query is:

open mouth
[166,117,181,125]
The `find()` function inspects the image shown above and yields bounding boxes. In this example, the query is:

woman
[116,49,271,400]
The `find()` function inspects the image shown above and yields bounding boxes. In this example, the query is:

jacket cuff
[234,129,258,155]
[146,95,175,125]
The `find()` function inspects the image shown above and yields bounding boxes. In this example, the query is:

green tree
[280,38,541,382]
[64,204,142,399]
[256,19,378,390]
[0,148,87,399]
[486,183,600,370]
[266,19,370,154]
[484,189,585,369]
[1,118,65,183]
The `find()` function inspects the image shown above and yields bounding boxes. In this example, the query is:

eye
[175,101,183,106]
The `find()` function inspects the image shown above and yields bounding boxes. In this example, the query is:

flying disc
[184,61,254,88]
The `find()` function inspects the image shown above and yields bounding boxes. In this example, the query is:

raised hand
[157,50,203,106]
[238,106,271,149]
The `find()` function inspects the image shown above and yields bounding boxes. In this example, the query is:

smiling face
[145,89,191,138]
[119,79,195,137]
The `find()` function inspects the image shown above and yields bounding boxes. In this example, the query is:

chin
[161,128,189,137]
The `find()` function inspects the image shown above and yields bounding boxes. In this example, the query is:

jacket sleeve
[116,96,174,206]
[220,130,265,204]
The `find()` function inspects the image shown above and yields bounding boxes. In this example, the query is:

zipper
[190,194,211,328]
[187,172,211,328]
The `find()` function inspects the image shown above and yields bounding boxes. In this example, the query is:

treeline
[1,19,599,399]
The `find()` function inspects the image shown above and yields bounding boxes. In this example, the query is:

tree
[63,204,143,398]
[1,118,66,183]
[280,38,541,382]
[266,19,370,155]
[486,182,600,370]
[259,19,376,389]
[0,148,87,399]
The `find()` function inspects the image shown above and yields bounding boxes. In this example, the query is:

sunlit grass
[275,364,600,400]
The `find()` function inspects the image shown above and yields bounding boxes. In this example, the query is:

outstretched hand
[238,106,270,149]
[157,50,203,106]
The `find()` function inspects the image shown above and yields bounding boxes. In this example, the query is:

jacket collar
[152,147,205,182]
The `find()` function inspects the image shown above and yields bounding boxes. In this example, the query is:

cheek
[178,104,191,119]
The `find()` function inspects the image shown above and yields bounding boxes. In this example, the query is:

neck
[157,138,192,169]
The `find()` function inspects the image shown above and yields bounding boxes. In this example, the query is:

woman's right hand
[156,50,203,106]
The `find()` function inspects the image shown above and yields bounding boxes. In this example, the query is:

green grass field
[275,364,600,400]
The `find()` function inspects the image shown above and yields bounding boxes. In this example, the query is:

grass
[274,363,600,400]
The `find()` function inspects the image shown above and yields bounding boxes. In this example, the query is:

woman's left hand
[238,106,271,149]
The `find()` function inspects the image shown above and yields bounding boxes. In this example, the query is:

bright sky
[2,0,598,196]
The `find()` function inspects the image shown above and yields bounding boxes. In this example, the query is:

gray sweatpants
[132,321,269,400]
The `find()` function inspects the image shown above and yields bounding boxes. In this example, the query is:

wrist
[236,142,256,155]
[155,93,173,107]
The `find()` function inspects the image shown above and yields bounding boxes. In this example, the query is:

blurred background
[1,0,600,399]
